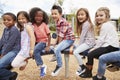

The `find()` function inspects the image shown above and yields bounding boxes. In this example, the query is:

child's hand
[88,48,96,53]
[0,54,4,58]
[45,46,50,53]
[29,50,34,58]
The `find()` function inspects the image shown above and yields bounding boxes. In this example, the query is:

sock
[97,75,102,79]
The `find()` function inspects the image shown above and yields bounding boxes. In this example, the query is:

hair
[76,8,93,36]
[29,7,49,24]
[2,12,16,21]
[17,11,30,32]
[95,7,110,35]
[51,5,62,14]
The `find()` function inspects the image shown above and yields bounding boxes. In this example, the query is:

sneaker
[107,65,119,72]
[92,75,106,80]
[76,67,86,75]
[9,72,18,80]
[49,55,56,62]
[79,68,92,78]
[40,65,47,77]
[51,65,62,76]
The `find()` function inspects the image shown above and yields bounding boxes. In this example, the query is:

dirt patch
[12,54,120,80]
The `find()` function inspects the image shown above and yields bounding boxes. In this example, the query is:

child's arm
[26,25,35,58]
[2,28,20,55]
[45,33,51,52]
[0,29,5,49]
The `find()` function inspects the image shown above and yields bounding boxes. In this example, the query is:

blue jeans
[54,40,74,67]
[0,68,13,80]
[34,42,46,66]
[0,50,18,68]
[98,50,120,76]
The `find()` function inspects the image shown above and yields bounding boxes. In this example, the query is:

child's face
[34,11,43,24]
[77,10,87,23]
[51,9,61,22]
[17,13,28,26]
[95,11,107,24]
[2,15,15,28]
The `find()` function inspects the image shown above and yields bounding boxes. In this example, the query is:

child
[93,50,120,80]
[79,7,119,78]
[29,7,51,77]
[51,5,75,76]
[11,11,35,70]
[73,8,95,76]
[0,12,21,80]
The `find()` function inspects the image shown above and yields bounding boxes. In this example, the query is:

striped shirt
[56,18,75,40]
[79,21,95,47]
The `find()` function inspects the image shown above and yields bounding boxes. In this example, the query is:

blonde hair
[95,7,110,35]
[76,8,93,36]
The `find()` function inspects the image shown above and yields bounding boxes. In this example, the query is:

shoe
[82,56,86,59]
[92,75,106,80]
[51,65,62,76]
[79,68,92,78]
[19,60,28,71]
[40,65,47,77]
[107,65,119,72]
[9,72,18,80]
[76,66,86,75]
[49,55,56,62]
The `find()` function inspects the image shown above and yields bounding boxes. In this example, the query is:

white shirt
[94,21,119,48]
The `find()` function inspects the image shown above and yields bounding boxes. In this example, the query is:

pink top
[33,22,50,43]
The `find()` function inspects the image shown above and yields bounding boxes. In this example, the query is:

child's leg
[54,40,74,67]
[73,43,90,65]
[11,55,26,68]
[0,51,18,68]
[73,43,90,75]
[51,40,74,76]
[33,42,46,66]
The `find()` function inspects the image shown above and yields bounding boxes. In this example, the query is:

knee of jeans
[54,48,61,54]
[99,55,106,62]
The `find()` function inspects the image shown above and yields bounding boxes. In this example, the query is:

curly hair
[29,7,49,24]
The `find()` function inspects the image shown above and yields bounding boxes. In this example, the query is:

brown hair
[76,8,93,36]
[95,7,110,35]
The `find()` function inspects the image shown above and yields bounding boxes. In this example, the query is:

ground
[12,54,120,80]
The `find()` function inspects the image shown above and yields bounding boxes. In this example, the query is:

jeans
[73,43,90,65]
[0,50,18,68]
[0,50,19,80]
[0,68,13,80]
[34,42,46,66]
[54,40,74,67]
[98,50,120,76]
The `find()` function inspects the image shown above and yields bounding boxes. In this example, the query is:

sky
[0,0,120,21]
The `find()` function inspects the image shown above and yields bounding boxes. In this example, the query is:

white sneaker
[76,67,86,75]
[51,65,62,76]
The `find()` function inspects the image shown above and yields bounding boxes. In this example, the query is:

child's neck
[35,22,42,27]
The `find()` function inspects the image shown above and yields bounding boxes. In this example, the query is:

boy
[0,12,21,80]
[51,5,75,76]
